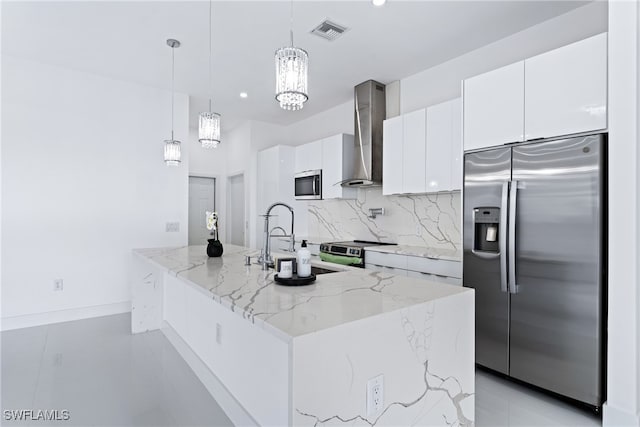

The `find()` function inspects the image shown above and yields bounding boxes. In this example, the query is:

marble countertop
[134,244,470,342]
[364,244,462,261]
[275,236,462,261]
[273,235,330,245]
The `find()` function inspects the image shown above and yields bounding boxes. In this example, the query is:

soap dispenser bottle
[297,240,312,278]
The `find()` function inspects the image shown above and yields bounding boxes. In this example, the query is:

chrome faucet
[258,202,295,268]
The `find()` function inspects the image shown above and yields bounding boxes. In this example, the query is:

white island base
[131,245,474,426]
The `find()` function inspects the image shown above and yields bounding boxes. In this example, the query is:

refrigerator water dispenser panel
[473,207,500,253]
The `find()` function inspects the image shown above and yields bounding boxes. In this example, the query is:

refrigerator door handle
[500,182,509,293]
[509,180,519,294]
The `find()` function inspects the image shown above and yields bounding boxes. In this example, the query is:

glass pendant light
[199,0,221,148]
[164,38,181,166]
[275,0,308,111]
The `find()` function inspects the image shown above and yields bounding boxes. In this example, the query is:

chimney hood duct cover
[342,80,386,187]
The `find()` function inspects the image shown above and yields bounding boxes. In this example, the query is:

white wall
[187,98,229,243]
[605,1,640,425]
[1,55,189,329]
[283,101,353,146]
[400,1,608,114]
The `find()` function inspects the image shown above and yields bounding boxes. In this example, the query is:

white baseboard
[604,402,640,427]
[161,321,258,427]
[1,301,131,331]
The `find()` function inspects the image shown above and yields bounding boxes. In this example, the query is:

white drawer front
[406,270,462,286]
[365,264,408,276]
[365,251,408,270]
[406,255,461,278]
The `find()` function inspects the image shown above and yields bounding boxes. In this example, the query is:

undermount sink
[310,265,340,275]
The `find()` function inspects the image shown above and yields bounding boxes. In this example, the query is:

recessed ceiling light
[240,92,248,98]
[372,0,386,6]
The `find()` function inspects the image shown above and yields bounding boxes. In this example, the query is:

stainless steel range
[320,240,396,267]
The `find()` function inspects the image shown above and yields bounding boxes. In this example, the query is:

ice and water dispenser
[473,207,500,253]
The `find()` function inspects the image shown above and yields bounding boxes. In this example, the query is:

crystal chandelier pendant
[199,0,222,149]
[275,46,308,111]
[199,111,221,148]
[164,139,181,166]
[164,38,181,166]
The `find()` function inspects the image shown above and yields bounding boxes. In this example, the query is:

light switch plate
[165,222,180,232]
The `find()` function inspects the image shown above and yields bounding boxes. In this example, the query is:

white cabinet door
[382,116,404,195]
[365,251,408,270]
[295,140,322,173]
[463,61,525,151]
[450,98,463,190]
[321,134,356,199]
[426,102,452,193]
[402,109,427,194]
[321,136,341,199]
[525,33,607,139]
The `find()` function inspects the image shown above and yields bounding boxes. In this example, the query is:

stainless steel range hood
[342,80,386,187]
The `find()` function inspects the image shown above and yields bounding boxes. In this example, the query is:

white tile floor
[1,314,602,427]
[1,314,232,426]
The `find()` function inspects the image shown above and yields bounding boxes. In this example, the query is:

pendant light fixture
[275,0,308,111]
[199,0,221,148]
[164,38,181,166]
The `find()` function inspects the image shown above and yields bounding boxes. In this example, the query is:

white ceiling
[3,1,588,128]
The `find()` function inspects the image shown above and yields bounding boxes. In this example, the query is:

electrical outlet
[216,323,222,345]
[53,279,64,292]
[165,222,180,232]
[366,375,384,416]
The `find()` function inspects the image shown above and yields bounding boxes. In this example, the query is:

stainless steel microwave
[294,169,322,200]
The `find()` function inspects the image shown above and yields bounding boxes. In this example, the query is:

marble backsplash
[307,188,461,251]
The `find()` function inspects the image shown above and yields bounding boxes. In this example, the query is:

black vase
[206,239,224,257]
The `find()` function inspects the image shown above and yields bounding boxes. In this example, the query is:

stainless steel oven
[294,169,322,200]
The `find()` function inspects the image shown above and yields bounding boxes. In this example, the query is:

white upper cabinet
[463,33,608,152]
[525,33,607,140]
[383,99,462,195]
[463,61,525,151]
[295,139,322,173]
[426,101,452,192]
[450,98,463,190]
[402,109,427,194]
[382,116,404,195]
[426,98,463,192]
[321,134,357,199]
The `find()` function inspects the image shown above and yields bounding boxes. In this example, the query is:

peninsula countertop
[133,244,471,342]
[363,244,462,261]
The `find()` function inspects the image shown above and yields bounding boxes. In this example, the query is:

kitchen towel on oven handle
[319,253,362,266]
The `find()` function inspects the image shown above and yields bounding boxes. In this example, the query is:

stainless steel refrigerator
[463,133,606,409]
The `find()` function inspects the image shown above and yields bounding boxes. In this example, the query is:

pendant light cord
[208,0,212,111]
[289,0,294,46]
[171,44,175,141]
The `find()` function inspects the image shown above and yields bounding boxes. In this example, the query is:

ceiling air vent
[310,19,348,41]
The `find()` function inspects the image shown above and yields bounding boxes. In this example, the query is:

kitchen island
[131,244,474,426]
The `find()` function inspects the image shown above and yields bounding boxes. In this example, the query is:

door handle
[499,182,509,293]
[508,180,519,294]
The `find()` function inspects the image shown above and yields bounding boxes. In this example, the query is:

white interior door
[227,174,245,246]
[188,176,215,245]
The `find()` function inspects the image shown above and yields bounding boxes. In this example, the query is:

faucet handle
[289,234,296,252]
